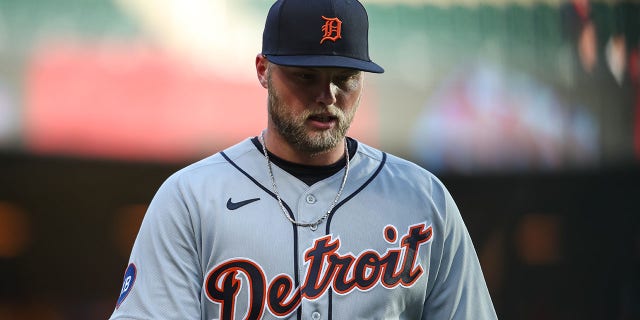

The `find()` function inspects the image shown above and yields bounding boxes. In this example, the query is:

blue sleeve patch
[116,263,137,308]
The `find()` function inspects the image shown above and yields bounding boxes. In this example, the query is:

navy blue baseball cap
[262,0,384,73]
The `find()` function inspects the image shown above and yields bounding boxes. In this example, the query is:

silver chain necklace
[259,131,350,231]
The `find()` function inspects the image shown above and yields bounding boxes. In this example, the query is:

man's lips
[307,113,338,129]
[309,114,337,123]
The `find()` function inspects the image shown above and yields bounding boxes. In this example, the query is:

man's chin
[299,133,343,154]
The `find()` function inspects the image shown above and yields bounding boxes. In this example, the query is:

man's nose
[315,81,338,106]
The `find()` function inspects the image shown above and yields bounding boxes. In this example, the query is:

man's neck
[251,136,357,186]
[262,130,346,166]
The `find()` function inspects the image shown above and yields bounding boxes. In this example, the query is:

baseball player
[109,0,497,319]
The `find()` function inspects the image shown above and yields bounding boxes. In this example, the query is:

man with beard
[109,0,497,319]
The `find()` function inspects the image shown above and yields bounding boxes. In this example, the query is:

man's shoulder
[355,140,432,175]
[354,139,448,194]
[166,138,258,182]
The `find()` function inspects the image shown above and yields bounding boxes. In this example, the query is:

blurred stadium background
[0,0,638,319]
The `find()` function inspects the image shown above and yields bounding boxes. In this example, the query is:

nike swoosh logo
[226,198,260,210]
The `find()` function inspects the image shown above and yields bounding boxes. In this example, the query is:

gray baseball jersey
[109,137,497,319]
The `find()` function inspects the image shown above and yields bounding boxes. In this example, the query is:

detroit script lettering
[205,223,433,319]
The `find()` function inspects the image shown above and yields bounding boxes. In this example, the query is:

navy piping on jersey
[325,152,387,320]
[220,151,303,320]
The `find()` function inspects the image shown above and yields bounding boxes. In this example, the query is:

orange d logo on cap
[320,16,342,44]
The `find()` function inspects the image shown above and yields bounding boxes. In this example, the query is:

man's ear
[255,54,269,89]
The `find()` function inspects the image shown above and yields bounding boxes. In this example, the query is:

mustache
[302,105,344,118]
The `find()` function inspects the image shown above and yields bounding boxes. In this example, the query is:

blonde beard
[267,76,360,155]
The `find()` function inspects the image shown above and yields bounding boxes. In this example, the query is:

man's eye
[297,73,315,81]
[336,72,360,82]
[335,74,360,89]
[336,75,355,83]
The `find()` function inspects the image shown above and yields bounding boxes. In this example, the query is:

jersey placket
[295,177,343,320]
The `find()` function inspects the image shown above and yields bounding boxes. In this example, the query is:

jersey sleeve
[109,173,203,319]
[422,177,498,319]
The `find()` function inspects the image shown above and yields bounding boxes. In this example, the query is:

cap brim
[265,54,384,73]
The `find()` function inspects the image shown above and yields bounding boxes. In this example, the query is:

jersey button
[306,194,317,204]
[311,311,321,320]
